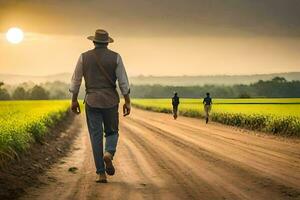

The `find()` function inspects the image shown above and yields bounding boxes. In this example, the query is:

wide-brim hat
[87,29,114,43]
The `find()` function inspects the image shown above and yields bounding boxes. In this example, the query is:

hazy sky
[0,0,299,76]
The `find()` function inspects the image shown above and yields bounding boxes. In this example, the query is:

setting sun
[6,27,24,44]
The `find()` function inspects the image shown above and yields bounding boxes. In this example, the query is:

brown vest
[82,47,119,107]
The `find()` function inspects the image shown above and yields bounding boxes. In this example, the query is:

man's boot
[103,152,115,176]
[97,173,107,183]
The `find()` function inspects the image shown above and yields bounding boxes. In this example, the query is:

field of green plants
[132,98,300,137]
[0,100,70,162]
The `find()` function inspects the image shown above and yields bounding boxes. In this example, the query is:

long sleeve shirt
[70,51,130,108]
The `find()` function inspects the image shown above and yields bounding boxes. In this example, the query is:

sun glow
[6,27,24,44]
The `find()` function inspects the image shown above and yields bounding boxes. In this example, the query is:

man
[203,92,212,124]
[172,92,180,119]
[69,29,131,183]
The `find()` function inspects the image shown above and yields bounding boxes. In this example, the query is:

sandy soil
[21,108,300,200]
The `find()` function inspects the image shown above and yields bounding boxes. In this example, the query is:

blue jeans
[85,103,119,174]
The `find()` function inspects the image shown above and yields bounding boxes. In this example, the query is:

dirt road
[21,108,300,200]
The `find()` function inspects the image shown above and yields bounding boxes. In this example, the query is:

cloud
[0,0,300,37]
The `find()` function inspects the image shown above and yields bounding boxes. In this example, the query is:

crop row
[0,100,70,163]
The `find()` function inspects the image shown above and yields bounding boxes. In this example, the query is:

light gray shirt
[69,52,130,108]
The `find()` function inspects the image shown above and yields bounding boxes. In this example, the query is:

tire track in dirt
[127,125,248,199]
[129,111,300,187]
[19,108,300,200]
[150,112,300,158]
[134,117,300,183]
[121,119,274,199]
[123,109,300,199]
[170,119,300,161]
[120,124,221,200]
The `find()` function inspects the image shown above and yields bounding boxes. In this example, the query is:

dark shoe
[96,173,107,183]
[104,152,115,176]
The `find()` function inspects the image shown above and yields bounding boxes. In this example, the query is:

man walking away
[203,92,212,124]
[172,92,180,119]
[69,29,131,183]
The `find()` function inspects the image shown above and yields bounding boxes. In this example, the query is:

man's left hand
[123,103,131,116]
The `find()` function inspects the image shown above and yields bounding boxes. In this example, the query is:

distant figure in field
[203,92,212,124]
[172,92,180,119]
[70,29,131,183]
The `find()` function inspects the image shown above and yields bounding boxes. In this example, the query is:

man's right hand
[71,101,81,114]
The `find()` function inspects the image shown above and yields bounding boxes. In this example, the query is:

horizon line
[1,71,300,78]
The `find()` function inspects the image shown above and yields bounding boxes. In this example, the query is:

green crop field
[0,100,70,162]
[132,98,300,137]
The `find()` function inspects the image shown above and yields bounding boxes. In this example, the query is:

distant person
[203,93,212,123]
[172,92,180,119]
[69,29,131,183]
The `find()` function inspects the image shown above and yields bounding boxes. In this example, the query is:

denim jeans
[85,103,119,174]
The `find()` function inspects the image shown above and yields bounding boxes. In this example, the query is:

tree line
[0,82,51,100]
[0,77,299,100]
[130,77,300,98]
